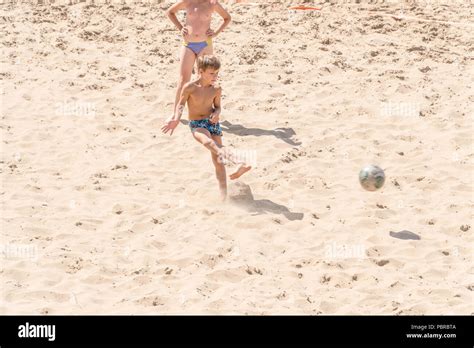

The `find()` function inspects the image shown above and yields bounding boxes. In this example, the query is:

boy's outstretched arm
[161,84,192,136]
[166,0,187,33]
[207,2,231,38]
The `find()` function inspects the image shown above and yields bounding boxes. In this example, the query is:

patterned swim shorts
[188,118,223,137]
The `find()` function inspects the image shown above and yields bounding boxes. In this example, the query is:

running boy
[161,55,251,200]
[166,0,231,117]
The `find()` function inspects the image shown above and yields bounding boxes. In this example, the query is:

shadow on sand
[180,119,301,146]
[389,230,421,240]
[220,120,301,146]
[248,198,304,221]
[229,182,304,221]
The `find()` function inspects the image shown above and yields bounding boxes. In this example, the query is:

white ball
[359,165,386,191]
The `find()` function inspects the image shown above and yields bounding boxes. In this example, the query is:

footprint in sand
[205,268,247,283]
[228,182,253,203]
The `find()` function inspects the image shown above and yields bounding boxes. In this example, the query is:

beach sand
[1,0,473,314]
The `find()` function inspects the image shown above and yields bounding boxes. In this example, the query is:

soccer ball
[359,165,385,191]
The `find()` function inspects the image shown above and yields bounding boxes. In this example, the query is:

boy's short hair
[197,55,221,71]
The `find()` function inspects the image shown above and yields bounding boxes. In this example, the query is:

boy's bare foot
[229,164,252,180]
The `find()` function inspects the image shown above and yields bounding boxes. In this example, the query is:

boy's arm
[161,84,192,136]
[209,87,222,124]
[208,2,231,37]
[166,0,187,32]
[173,84,192,121]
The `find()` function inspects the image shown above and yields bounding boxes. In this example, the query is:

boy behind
[166,0,231,118]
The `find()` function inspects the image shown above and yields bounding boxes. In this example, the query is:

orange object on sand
[289,5,321,10]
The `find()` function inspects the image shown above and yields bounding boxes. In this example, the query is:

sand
[0,0,473,314]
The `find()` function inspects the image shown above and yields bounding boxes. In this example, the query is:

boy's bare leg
[192,128,223,156]
[174,47,195,110]
[192,128,251,182]
[217,145,252,180]
[198,42,213,57]
[211,134,227,201]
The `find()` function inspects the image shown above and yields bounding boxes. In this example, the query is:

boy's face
[200,68,219,84]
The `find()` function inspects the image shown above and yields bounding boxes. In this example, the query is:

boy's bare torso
[187,82,219,120]
[184,0,215,42]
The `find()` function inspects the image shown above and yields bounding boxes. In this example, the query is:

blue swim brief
[189,117,223,136]
[183,38,212,55]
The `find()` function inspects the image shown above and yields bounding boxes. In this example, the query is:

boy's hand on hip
[181,26,189,37]
[209,112,219,124]
[206,28,216,38]
[161,118,179,136]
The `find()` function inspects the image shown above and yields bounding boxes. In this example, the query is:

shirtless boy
[166,0,231,116]
[161,55,251,200]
